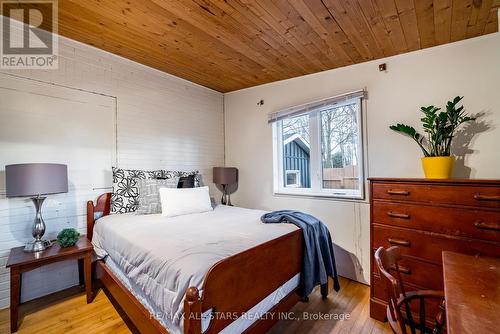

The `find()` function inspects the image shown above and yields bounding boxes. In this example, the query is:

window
[271,91,365,199]
[281,114,310,189]
[285,170,301,187]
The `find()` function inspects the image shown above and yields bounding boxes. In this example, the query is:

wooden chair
[374,246,446,334]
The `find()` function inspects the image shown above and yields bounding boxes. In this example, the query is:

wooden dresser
[369,178,500,321]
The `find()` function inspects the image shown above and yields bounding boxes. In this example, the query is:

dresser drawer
[372,254,443,290]
[372,201,500,242]
[373,225,500,264]
[371,182,500,208]
[369,178,500,324]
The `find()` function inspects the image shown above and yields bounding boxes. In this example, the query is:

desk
[442,251,500,334]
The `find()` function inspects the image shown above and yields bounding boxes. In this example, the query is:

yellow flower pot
[421,156,454,179]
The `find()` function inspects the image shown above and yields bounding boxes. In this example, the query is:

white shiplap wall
[0,21,224,309]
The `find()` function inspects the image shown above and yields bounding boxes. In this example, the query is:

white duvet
[92,205,298,333]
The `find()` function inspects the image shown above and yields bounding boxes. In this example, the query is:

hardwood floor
[268,277,392,334]
[0,286,131,334]
[0,277,391,334]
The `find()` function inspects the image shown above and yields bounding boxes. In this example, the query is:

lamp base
[25,196,52,252]
[24,239,52,253]
[221,184,227,205]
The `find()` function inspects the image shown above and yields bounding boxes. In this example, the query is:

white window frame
[285,169,301,187]
[272,97,365,200]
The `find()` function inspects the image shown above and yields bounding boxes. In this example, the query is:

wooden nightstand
[6,236,93,333]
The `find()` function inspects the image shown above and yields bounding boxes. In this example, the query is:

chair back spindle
[375,246,410,334]
[374,246,446,334]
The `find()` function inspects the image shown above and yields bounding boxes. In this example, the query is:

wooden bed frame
[87,193,327,334]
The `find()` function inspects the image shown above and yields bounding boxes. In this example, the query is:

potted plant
[390,96,475,179]
[57,228,80,248]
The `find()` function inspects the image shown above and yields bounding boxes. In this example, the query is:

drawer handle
[387,211,410,219]
[388,238,411,247]
[474,194,500,202]
[390,264,411,275]
[474,221,500,232]
[387,189,410,196]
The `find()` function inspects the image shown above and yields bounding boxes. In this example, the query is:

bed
[87,193,324,334]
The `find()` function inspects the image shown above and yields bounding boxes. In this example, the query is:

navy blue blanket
[261,210,340,298]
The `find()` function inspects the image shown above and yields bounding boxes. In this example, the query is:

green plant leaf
[389,123,430,156]
[390,96,476,157]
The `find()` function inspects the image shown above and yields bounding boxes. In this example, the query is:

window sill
[273,191,367,203]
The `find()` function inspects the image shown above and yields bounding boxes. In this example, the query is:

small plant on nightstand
[57,228,80,248]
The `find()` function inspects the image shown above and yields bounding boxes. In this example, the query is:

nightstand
[6,236,93,333]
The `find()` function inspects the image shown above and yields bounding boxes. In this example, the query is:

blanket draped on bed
[261,210,341,298]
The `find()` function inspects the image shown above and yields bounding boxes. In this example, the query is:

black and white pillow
[136,177,179,215]
[111,168,202,214]
[111,167,163,214]
[177,174,195,188]
[162,170,201,187]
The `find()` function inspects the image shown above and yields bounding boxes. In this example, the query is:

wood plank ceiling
[6,1,500,92]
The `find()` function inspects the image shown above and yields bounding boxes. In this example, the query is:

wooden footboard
[88,193,307,334]
[184,229,303,334]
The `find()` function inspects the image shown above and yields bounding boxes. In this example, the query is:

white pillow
[159,186,213,217]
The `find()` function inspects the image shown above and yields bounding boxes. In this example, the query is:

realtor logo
[1,0,58,69]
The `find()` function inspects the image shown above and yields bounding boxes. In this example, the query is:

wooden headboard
[86,193,112,241]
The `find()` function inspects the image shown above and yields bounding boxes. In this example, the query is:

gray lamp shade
[213,167,238,185]
[5,163,68,197]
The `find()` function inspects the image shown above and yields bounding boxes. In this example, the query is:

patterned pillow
[177,175,195,188]
[136,177,179,215]
[111,167,163,214]
[162,170,201,187]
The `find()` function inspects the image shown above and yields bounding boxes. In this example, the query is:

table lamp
[213,167,238,206]
[6,163,68,252]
